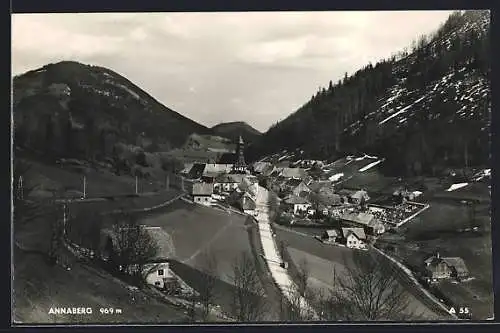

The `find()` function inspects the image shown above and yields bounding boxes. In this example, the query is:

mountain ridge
[13,60,211,159]
[248,10,490,177]
[211,121,262,145]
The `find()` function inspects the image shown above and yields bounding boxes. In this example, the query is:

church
[232,135,248,174]
[217,135,249,174]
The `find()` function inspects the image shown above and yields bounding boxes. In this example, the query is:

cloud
[11,11,454,132]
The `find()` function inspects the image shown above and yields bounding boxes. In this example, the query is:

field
[139,200,255,286]
[378,198,493,319]
[21,158,170,199]
[274,226,446,320]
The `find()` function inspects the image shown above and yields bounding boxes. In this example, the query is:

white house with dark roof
[214,174,240,193]
[341,227,367,250]
[283,195,311,215]
[192,182,214,206]
[424,253,470,283]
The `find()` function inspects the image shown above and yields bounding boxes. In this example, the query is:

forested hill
[13,61,211,160]
[248,10,490,177]
[211,121,262,145]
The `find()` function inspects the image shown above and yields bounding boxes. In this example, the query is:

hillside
[248,10,490,177]
[182,133,236,153]
[13,61,210,161]
[211,121,262,145]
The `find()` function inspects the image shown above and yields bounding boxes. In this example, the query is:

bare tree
[321,252,417,321]
[296,259,310,297]
[267,190,280,220]
[230,251,268,322]
[282,260,316,321]
[198,250,219,321]
[109,212,159,282]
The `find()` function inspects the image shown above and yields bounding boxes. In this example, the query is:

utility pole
[333,265,336,286]
[17,175,24,200]
[83,175,87,199]
[135,176,138,194]
[166,175,170,190]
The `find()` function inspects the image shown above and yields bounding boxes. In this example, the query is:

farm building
[321,229,339,243]
[213,174,240,193]
[186,163,206,180]
[192,182,214,206]
[340,212,385,235]
[252,161,273,175]
[141,259,175,289]
[341,227,367,250]
[424,253,470,283]
[392,188,421,202]
[283,195,311,215]
[350,190,370,205]
[279,167,308,180]
[99,227,177,289]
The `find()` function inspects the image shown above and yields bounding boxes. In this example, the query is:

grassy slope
[275,224,446,320]
[13,210,187,324]
[139,201,255,285]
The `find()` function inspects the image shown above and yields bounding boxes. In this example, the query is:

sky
[12,11,454,132]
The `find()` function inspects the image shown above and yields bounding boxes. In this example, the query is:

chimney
[436,252,440,259]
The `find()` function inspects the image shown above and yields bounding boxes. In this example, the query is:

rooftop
[341,227,366,240]
[192,182,214,196]
[284,195,310,205]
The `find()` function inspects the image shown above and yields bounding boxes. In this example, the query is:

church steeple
[233,134,247,173]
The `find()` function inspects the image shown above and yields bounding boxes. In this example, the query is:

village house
[283,195,311,216]
[424,253,470,283]
[141,259,175,289]
[393,188,423,203]
[350,190,370,205]
[99,227,178,290]
[321,229,339,243]
[213,174,240,193]
[252,161,273,175]
[282,178,311,197]
[186,163,206,180]
[279,167,308,180]
[341,227,367,250]
[340,211,386,235]
[192,182,214,206]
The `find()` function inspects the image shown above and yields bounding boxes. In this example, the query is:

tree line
[248,10,490,177]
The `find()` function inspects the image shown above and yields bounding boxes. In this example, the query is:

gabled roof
[351,190,369,200]
[204,163,233,175]
[442,257,469,275]
[280,167,307,179]
[192,182,213,196]
[308,181,329,192]
[341,212,375,226]
[284,178,304,188]
[425,256,469,275]
[284,195,310,205]
[188,163,206,179]
[253,161,272,173]
[342,227,366,240]
[218,153,237,164]
[325,229,339,237]
[215,174,239,183]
